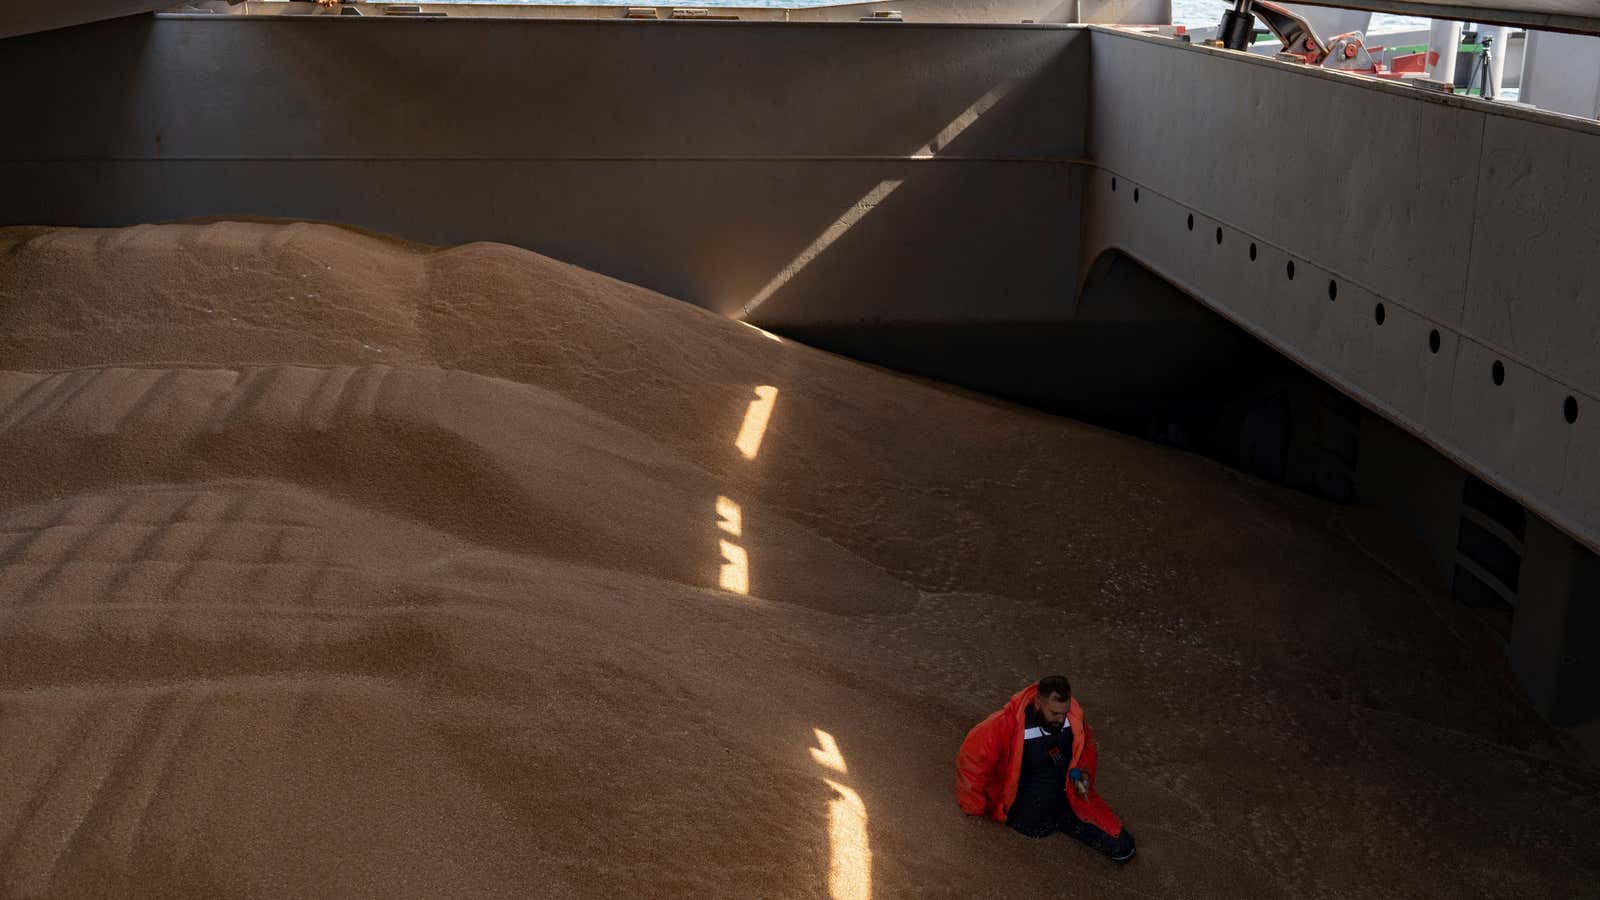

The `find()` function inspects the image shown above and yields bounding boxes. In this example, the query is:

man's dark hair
[1037,675,1072,701]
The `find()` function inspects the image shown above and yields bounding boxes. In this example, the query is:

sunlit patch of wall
[736,77,1022,322]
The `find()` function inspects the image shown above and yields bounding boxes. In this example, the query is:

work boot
[1110,829,1136,864]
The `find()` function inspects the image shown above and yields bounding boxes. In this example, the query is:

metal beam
[0,1,172,39]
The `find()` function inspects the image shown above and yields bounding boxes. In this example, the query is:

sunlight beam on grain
[734,385,778,460]
[719,538,749,594]
[811,729,870,899]
[809,728,847,774]
[823,779,871,900]
[716,495,742,537]
[740,321,784,343]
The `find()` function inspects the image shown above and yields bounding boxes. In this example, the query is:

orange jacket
[955,684,1123,836]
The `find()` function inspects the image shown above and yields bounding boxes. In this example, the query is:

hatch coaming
[3,13,1595,557]
[1084,27,1600,555]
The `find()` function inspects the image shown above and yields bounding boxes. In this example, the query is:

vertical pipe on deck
[1428,18,1463,85]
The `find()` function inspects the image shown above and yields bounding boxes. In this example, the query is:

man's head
[1032,675,1072,727]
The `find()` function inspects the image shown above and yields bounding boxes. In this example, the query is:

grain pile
[0,221,1595,899]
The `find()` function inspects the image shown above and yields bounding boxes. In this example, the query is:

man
[955,675,1135,862]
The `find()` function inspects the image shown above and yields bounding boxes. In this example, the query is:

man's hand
[1070,768,1089,800]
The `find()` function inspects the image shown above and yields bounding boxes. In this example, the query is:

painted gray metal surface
[5,18,1080,159]
[1281,3,1372,41]
[170,0,1600,36]
[9,0,1600,42]
[1519,30,1600,118]
[1291,0,1600,37]
[1083,28,1600,554]
[0,1,170,39]
[1512,516,1600,724]
[0,16,1086,321]
[195,0,1081,24]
